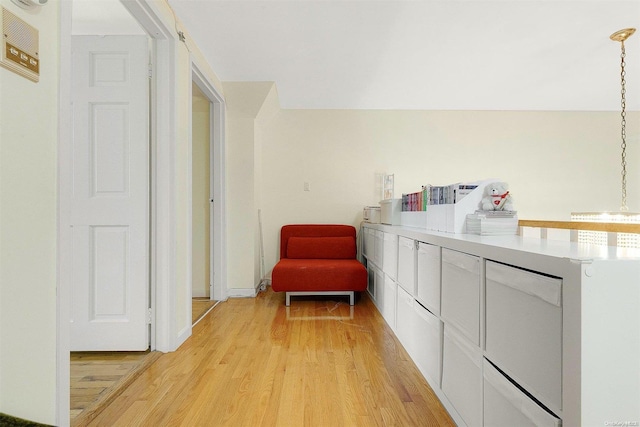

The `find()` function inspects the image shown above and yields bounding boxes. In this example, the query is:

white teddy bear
[481,182,514,211]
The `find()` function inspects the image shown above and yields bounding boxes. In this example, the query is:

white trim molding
[227,288,259,298]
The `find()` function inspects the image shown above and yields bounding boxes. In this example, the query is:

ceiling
[74,0,640,111]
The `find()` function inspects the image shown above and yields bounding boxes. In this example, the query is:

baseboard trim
[226,287,258,298]
[192,289,209,298]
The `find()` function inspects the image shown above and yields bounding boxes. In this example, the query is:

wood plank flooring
[70,351,161,426]
[71,298,217,425]
[85,288,454,426]
[192,297,218,324]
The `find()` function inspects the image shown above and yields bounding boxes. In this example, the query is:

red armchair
[271,224,367,306]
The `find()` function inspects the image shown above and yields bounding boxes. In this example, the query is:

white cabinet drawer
[397,236,416,294]
[485,261,562,413]
[363,228,374,259]
[442,325,483,427]
[441,248,480,346]
[367,264,376,299]
[373,230,384,266]
[484,360,561,427]
[382,275,397,330]
[396,285,416,355]
[417,242,441,315]
[382,232,398,279]
[413,302,442,388]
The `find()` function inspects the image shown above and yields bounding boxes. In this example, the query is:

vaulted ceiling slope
[168,0,639,111]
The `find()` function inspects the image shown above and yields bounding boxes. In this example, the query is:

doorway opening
[190,68,226,325]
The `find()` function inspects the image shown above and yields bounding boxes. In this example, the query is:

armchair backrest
[279,224,357,259]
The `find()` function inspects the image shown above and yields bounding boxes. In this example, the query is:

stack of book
[402,187,429,211]
[465,210,518,235]
[401,183,480,212]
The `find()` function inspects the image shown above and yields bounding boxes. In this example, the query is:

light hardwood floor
[192,297,218,324]
[70,351,161,426]
[71,298,217,425]
[85,288,454,426]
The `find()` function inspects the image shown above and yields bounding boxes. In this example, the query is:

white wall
[0,1,59,423]
[257,108,640,275]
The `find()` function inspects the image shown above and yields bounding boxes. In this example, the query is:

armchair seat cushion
[272,258,367,292]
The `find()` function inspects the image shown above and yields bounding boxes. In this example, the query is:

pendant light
[571,28,640,248]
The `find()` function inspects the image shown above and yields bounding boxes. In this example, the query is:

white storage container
[441,248,480,346]
[396,285,416,356]
[373,230,384,266]
[382,232,398,280]
[380,198,402,225]
[442,325,483,427]
[382,275,397,330]
[485,261,562,412]
[417,242,441,315]
[397,236,416,294]
[413,302,442,388]
[363,206,381,223]
[483,359,561,427]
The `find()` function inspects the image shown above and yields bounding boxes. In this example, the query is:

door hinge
[148,64,153,79]
[147,307,153,324]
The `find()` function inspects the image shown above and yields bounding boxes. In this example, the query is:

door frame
[191,64,227,303]
[57,1,227,424]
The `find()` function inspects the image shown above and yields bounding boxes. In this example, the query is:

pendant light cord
[619,40,628,212]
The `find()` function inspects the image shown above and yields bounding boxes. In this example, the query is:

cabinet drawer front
[485,261,562,412]
[382,275,397,330]
[442,325,483,427]
[397,237,416,294]
[382,232,398,279]
[413,302,442,388]
[441,249,480,345]
[363,228,374,258]
[373,231,384,265]
[396,285,416,354]
[484,360,561,427]
[486,261,561,306]
[417,242,441,315]
[442,247,479,274]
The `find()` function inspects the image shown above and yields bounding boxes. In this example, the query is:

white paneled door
[70,36,149,351]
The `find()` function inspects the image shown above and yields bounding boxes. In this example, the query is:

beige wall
[226,117,258,290]
[0,1,59,423]
[255,108,640,276]
[224,82,278,292]
[192,86,211,297]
